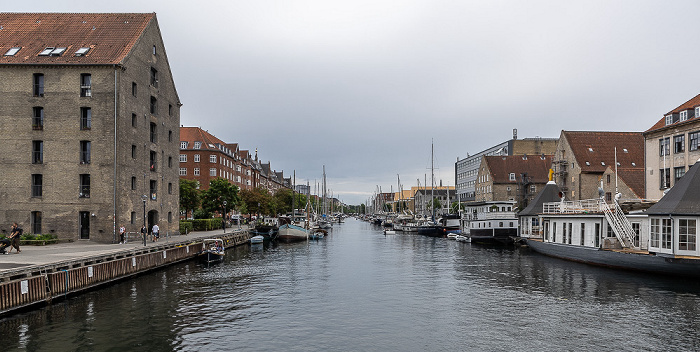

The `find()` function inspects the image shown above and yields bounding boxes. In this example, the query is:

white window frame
[179,154,187,162]
[194,154,200,162]
[209,155,216,163]
[509,173,516,181]
[179,168,187,176]
[210,168,217,176]
[180,142,188,149]
[194,168,200,176]
[194,141,201,149]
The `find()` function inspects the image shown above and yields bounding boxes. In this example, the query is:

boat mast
[431,140,435,222]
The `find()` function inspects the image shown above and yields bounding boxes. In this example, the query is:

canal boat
[250,235,264,244]
[278,223,309,242]
[199,239,225,264]
[462,201,518,245]
[525,159,700,278]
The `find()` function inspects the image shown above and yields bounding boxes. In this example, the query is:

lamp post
[222,200,227,233]
[141,194,147,246]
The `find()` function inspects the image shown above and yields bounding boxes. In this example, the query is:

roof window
[4,47,21,56]
[585,161,590,166]
[601,161,606,166]
[588,147,594,152]
[50,48,66,56]
[39,47,54,56]
[75,47,90,56]
[623,148,628,153]
[632,162,636,167]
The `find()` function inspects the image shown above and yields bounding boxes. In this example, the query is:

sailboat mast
[431,141,435,221]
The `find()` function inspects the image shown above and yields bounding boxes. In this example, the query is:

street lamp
[141,194,147,246]
[222,200,227,233]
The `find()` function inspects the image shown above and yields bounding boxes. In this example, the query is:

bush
[180,221,193,234]
[191,218,223,231]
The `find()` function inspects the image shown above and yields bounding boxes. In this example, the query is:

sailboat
[417,141,443,237]
[278,171,309,242]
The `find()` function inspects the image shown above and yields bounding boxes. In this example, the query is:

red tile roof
[562,131,645,197]
[645,93,700,133]
[484,155,554,184]
[0,13,153,65]
[180,127,226,149]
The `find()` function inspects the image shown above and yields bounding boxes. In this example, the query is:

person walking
[8,222,22,254]
[119,225,126,244]
[152,223,159,242]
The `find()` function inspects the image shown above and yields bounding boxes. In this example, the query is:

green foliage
[179,220,193,234]
[193,208,212,219]
[179,179,201,216]
[240,187,274,216]
[201,178,240,215]
[191,218,222,231]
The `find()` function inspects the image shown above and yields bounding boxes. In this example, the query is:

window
[132,145,137,159]
[680,110,688,122]
[194,167,200,176]
[568,223,573,244]
[152,45,157,55]
[595,223,601,248]
[169,104,172,116]
[74,47,90,56]
[679,219,697,251]
[194,154,200,162]
[168,183,172,194]
[33,73,45,97]
[31,211,42,235]
[80,141,91,164]
[79,174,90,198]
[33,107,44,130]
[31,174,42,197]
[552,222,557,242]
[180,141,188,149]
[659,137,670,156]
[660,168,671,189]
[661,218,672,249]
[49,47,66,56]
[690,131,700,151]
[509,173,515,181]
[4,47,20,56]
[132,113,137,127]
[131,176,137,190]
[80,74,92,97]
[131,212,136,225]
[530,185,536,193]
[210,168,217,176]
[632,222,640,248]
[607,174,611,184]
[150,180,157,200]
[168,212,173,223]
[80,107,91,130]
[674,135,685,153]
[665,114,673,125]
[168,156,173,168]
[150,151,157,171]
[675,166,686,183]
[580,223,585,246]
[210,155,216,163]
[150,122,157,143]
[605,192,612,202]
[168,130,173,142]
[194,142,201,149]
[39,47,54,56]
[132,82,137,97]
[150,67,158,87]
[32,140,43,164]
[150,96,157,115]
[179,168,187,176]
[179,154,187,162]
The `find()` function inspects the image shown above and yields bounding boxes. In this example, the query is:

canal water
[2,218,700,351]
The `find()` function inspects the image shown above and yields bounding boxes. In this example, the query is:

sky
[7,1,700,205]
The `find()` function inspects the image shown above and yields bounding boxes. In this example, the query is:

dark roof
[518,181,561,216]
[645,93,700,133]
[562,131,645,197]
[647,160,700,216]
[483,155,553,184]
[0,13,154,65]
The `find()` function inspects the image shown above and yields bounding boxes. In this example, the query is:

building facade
[474,154,554,210]
[455,134,557,201]
[0,13,181,241]
[551,131,644,202]
[643,93,700,200]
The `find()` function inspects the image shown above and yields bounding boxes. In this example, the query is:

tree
[179,179,201,219]
[201,178,240,216]
[239,187,273,218]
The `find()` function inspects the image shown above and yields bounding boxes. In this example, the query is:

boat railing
[463,212,517,220]
[542,199,604,214]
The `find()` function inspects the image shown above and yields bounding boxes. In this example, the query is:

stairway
[600,199,636,248]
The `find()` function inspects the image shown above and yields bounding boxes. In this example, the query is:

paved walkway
[0,226,249,272]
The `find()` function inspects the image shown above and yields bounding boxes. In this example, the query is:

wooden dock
[0,230,250,316]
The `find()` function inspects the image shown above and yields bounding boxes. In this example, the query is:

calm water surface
[2,218,700,351]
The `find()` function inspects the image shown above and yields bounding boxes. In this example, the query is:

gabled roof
[518,181,561,216]
[647,160,700,216]
[180,127,226,150]
[0,13,154,65]
[645,93,700,133]
[483,155,553,183]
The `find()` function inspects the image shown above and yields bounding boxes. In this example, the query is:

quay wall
[0,230,250,317]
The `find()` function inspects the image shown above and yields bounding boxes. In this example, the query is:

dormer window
[180,141,188,149]
[4,47,20,56]
[696,107,700,118]
[680,110,688,122]
[665,114,674,125]
[49,47,66,56]
[194,142,201,149]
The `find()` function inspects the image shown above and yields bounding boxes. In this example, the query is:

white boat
[455,234,471,242]
[278,223,309,242]
[250,235,264,244]
[447,233,459,240]
[384,229,396,235]
[199,239,225,264]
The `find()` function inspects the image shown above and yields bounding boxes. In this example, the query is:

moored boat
[278,223,309,242]
[250,235,264,244]
[198,239,225,264]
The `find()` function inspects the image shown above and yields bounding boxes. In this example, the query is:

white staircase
[600,199,636,248]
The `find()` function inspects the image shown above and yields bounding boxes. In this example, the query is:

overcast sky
[8,1,700,205]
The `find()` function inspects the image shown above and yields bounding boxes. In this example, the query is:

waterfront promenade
[0,227,249,273]
[0,226,251,316]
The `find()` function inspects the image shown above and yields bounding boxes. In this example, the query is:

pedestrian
[119,225,126,244]
[152,223,159,242]
[8,222,22,254]
[141,225,147,243]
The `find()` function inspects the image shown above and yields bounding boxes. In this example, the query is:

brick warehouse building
[0,13,181,242]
